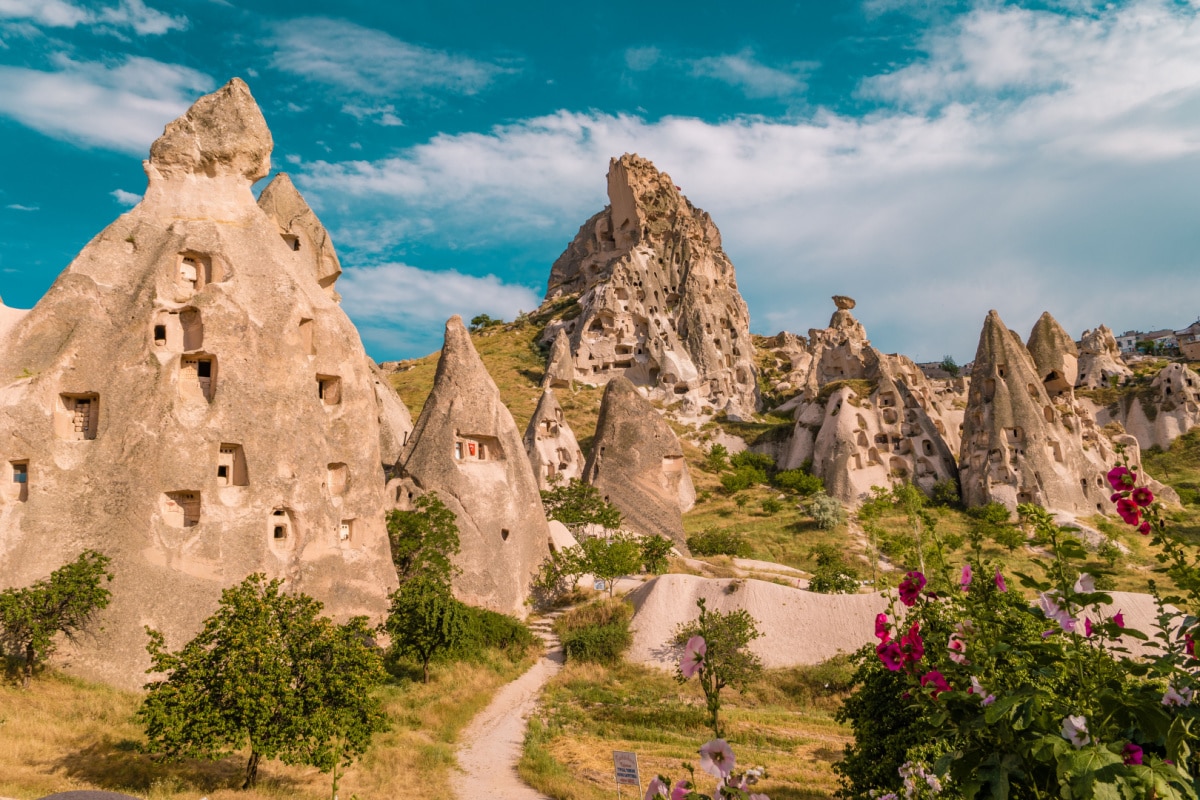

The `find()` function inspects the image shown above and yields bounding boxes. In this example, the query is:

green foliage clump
[139,574,386,791]
[773,468,825,496]
[387,492,461,587]
[966,501,1024,551]
[810,492,846,530]
[469,313,504,331]
[384,576,465,684]
[580,533,643,596]
[556,598,633,665]
[760,497,784,515]
[673,598,763,739]
[807,545,859,594]
[703,443,730,472]
[930,478,961,508]
[639,534,674,575]
[0,550,113,686]
[458,605,536,657]
[687,529,751,558]
[540,478,622,533]
[730,451,776,473]
[533,531,646,602]
[939,355,960,377]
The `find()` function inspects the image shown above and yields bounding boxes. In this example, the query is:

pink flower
[1074,573,1095,594]
[1123,743,1144,766]
[1117,498,1142,526]
[1062,715,1090,748]
[1138,521,1151,535]
[680,636,706,679]
[1132,486,1154,507]
[1187,633,1195,658]
[1107,466,1135,491]
[898,571,926,606]
[876,640,903,671]
[969,676,996,705]
[947,633,968,664]
[671,780,689,800]
[900,621,925,666]
[1039,591,1076,632]
[1164,685,1193,707]
[1084,618,1093,638]
[645,777,669,799]
[995,570,1008,592]
[960,564,973,591]
[1113,611,1125,629]
[920,670,950,697]
[699,739,735,777]
[749,795,770,800]
[875,613,891,643]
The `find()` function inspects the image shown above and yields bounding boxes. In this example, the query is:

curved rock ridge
[542,154,759,418]
[257,172,343,298]
[582,376,695,549]
[523,389,583,491]
[1077,325,1133,389]
[0,78,397,689]
[391,316,550,615]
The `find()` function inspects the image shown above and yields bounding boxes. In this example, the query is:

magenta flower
[671,781,689,800]
[875,613,891,643]
[680,635,706,679]
[1107,466,1135,491]
[1110,492,1123,503]
[1132,486,1154,507]
[1113,611,1125,629]
[960,564,973,591]
[898,571,926,607]
[947,633,968,664]
[644,777,669,799]
[698,739,735,777]
[995,570,1008,592]
[1187,633,1195,657]
[1117,498,1142,526]
[920,670,950,697]
[1138,521,1151,535]
[900,621,925,665]
[1084,618,1093,638]
[1123,743,1144,766]
[876,640,903,671]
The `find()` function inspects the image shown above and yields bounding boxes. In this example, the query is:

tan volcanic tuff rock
[0,78,397,689]
[1077,325,1134,389]
[0,296,28,345]
[369,360,414,466]
[542,154,759,418]
[523,389,584,490]
[959,310,1130,514]
[581,376,695,548]
[257,172,342,299]
[1027,311,1080,398]
[541,327,575,389]
[1092,363,1200,451]
[390,316,550,615]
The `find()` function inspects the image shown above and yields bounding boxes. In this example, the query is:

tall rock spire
[523,389,583,490]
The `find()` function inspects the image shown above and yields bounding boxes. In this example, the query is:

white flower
[1164,684,1193,707]
[1074,573,1095,594]
[969,676,997,706]
[1062,715,1090,748]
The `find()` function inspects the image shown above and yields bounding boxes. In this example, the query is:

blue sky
[2,0,1200,362]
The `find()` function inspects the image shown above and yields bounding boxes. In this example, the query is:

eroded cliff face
[1091,363,1200,451]
[1077,325,1133,389]
[0,79,397,689]
[543,154,759,418]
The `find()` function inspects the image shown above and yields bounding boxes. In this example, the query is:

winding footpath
[452,611,564,800]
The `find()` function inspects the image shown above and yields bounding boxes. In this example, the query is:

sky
[2,0,1200,363]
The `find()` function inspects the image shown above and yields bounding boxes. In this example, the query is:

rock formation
[0,79,397,688]
[523,389,584,490]
[1092,363,1200,450]
[257,172,342,299]
[1076,326,1133,389]
[370,360,414,466]
[542,328,575,389]
[1027,311,1079,399]
[581,377,695,548]
[390,316,550,615]
[542,154,759,418]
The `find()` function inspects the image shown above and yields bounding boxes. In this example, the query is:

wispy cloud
[4,203,37,211]
[0,55,211,153]
[110,189,140,205]
[267,17,515,98]
[688,50,815,99]
[341,102,404,127]
[0,0,186,35]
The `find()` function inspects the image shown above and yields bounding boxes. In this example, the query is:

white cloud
[0,55,212,153]
[267,18,515,98]
[110,188,140,205]
[688,50,814,99]
[5,203,37,210]
[341,102,404,127]
[0,0,185,35]
[301,0,1200,361]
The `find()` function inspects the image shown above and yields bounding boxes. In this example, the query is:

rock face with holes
[370,360,414,466]
[0,79,397,689]
[1076,325,1133,390]
[523,389,584,490]
[582,377,695,548]
[257,172,343,300]
[772,298,963,505]
[1091,363,1200,451]
[542,328,575,389]
[390,316,550,615]
[542,154,759,418]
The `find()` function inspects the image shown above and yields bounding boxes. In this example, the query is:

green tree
[139,574,386,790]
[581,533,643,597]
[531,545,587,603]
[469,313,503,332]
[939,355,960,377]
[540,478,622,533]
[673,598,763,739]
[810,492,846,530]
[0,550,113,686]
[639,534,674,575]
[383,576,465,683]
[387,493,461,588]
[703,443,730,472]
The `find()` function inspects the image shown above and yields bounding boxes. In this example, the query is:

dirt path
[452,611,564,800]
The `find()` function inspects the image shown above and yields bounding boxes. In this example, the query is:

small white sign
[613,750,640,787]
[594,579,608,592]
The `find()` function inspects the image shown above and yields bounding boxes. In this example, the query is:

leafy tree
[673,598,763,739]
[810,492,846,530]
[773,468,825,496]
[939,355,960,377]
[687,529,750,557]
[702,443,730,472]
[581,533,643,597]
[540,478,622,533]
[468,313,503,331]
[807,545,859,594]
[639,534,674,575]
[531,545,587,603]
[0,550,113,686]
[930,478,961,508]
[387,492,461,588]
[383,576,466,683]
[730,451,776,473]
[139,574,386,790]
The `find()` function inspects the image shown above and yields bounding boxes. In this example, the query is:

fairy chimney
[1076,326,1133,389]
[523,389,584,490]
[1026,311,1080,399]
[582,377,695,548]
[542,154,759,418]
[542,328,575,389]
[0,78,397,689]
[390,316,550,615]
[369,360,414,466]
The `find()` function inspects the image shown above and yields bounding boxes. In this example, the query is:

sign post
[613,750,641,798]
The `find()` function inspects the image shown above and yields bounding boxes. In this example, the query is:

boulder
[523,389,584,490]
[390,316,550,615]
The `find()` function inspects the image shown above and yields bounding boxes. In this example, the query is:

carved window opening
[181,308,203,351]
[164,491,200,528]
[153,324,167,346]
[327,463,348,496]
[269,508,293,544]
[177,252,221,292]
[217,444,248,486]
[282,233,301,251]
[501,528,510,542]
[181,356,216,402]
[57,393,99,440]
[339,519,355,543]
[317,375,342,406]
[10,460,28,502]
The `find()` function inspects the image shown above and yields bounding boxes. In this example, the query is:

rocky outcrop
[582,377,695,548]
[542,154,758,418]
[0,79,397,689]
[523,389,584,490]
[1027,311,1079,399]
[542,328,575,389]
[1077,326,1133,389]
[257,172,342,299]
[0,296,27,345]
[1092,363,1200,451]
[391,316,550,615]
[369,360,413,466]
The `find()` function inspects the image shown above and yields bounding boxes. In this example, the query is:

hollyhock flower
[1163,684,1193,708]
[995,570,1008,592]
[1110,492,1123,503]
[1186,633,1195,657]
[645,777,669,799]
[699,739,735,777]
[920,670,950,697]
[680,636,706,679]
[900,621,925,665]
[749,795,770,800]
[947,633,968,664]
[1039,591,1077,632]
[876,640,903,671]
[875,613,890,642]
[960,563,973,591]
[969,676,996,705]
[1113,611,1125,629]
[1117,498,1142,526]
[1123,743,1144,766]
[671,781,689,800]
[1138,521,1151,535]
[1084,618,1093,638]
[1074,573,1095,594]
[1132,486,1154,507]
[1107,466,1135,491]
[898,571,926,607]
[1062,715,1090,748]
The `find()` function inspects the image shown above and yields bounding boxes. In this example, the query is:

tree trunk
[23,643,34,688]
[243,750,260,789]
[423,658,429,684]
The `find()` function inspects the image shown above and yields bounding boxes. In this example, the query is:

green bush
[720,465,766,493]
[930,478,961,507]
[458,606,537,657]
[730,451,776,473]
[703,444,730,472]
[760,497,784,515]
[640,534,674,575]
[772,468,824,496]
[809,493,845,530]
[687,529,750,557]
[555,599,632,665]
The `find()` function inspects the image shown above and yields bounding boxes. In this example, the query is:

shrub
[721,465,767,493]
[760,497,784,515]
[541,479,622,532]
[730,451,776,473]
[773,468,824,496]
[930,478,961,507]
[703,444,730,472]
[807,545,859,594]
[640,534,674,575]
[809,492,845,530]
[556,599,632,665]
[384,576,466,683]
[458,606,536,657]
[687,529,750,558]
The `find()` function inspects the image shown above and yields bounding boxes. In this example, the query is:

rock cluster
[542,154,759,418]
[523,389,584,490]
[1092,363,1200,451]
[390,316,550,615]
[1076,326,1133,389]
[0,79,398,688]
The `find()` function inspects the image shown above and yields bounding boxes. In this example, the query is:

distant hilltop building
[1176,320,1200,360]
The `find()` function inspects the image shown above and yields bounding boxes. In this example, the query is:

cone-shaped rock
[0,78,396,688]
[542,328,575,389]
[391,316,550,614]
[257,172,343,297]
[1027,311,1079,398]
[1077,326,1133,389]
[523,389,583,490]
[582,377,695,548]
[369,360,414,466]
[543,154,758,417]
